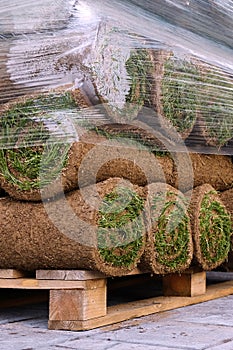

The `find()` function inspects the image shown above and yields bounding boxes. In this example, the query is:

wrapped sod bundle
[0,90,96,201]
[140,183,193,274]
[187,184,232,270]
[0,178,146,276]
[196,62,233,148]
[91,22,154,122]
[146,50,200,142]
[0,89,177,201]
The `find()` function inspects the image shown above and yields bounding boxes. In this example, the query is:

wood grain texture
[36,268,145,281]
[49,280,233,331]
[0,269,29,279]
[49,285,107,321]
[163,271,206,297]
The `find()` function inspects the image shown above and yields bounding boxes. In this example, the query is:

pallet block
[0,268,233,331]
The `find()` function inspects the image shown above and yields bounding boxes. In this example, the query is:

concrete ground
[0,273,233,350]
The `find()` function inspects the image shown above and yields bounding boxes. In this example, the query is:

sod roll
[0,177,146,276]
[219,188,233,271]
[220,188,233,219]
[0,95,178,201]
[174,153,233,193]
[147,49,199,142]
[196,62,233,148]
[0,89,98,201]
[140,182,193,274]
[92,22,153,122]
[187,184,232,271]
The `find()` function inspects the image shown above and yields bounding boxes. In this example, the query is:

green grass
[97,187,145,268]
[151,191,191,272]
[199,190,232,265]
[0,92,78,191]
[161,56,199,134]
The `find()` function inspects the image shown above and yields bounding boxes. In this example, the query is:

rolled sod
[0,89,96,201]
[220,188,233,271]
[92,23,153,122]
[0,178,146,276]
[187,184,232,271]
[174,153,233,192]
[196,63,233,148]
[140,183,193,274]
[220,188,233,219]
[0,93,178,201]
[147,50,200,141]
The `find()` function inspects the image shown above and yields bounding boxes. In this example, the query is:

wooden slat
[36,268,146,281]
[0,278,105,290]
[36,270,105,281]
[48,280,233,331]
[0,269,30,279]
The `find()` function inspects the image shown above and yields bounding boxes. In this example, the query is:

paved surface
[1,277,233,350]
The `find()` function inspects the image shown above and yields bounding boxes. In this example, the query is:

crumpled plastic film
[0,0,232,154]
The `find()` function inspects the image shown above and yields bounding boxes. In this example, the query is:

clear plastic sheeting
[0,0,233,155]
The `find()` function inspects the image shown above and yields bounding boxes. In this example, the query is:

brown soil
[220,188,233,218]
[0,177,145,276]
[173,153,233,192]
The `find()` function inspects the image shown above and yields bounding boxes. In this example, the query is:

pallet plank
[48,280,233,331]
[0,278,105,290]
[36,268,145,281]
[0,269,29,279]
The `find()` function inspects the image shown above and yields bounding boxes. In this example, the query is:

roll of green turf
[187,184,232,270]
[0,178,146,276]
[140,182,193,274]
[0,89,92,201]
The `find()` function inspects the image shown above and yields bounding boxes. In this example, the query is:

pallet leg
[49,279,107,325]
[163,271,206,297]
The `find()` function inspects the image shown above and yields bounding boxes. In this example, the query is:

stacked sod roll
[0,88,197,202]
[147,50,200,141]
[196,62,233,148]
[140,183,193,274]
[0,178,146,276]
[0,89,98,201]
[91,22,153,123]
[219,188,233,271]
[187,184,232,270]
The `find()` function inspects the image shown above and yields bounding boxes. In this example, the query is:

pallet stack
[0,8,232,330]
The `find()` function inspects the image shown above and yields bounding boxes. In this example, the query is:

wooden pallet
[0,268,233,331]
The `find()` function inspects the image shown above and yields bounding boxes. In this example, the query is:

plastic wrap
[0,0,232,274]
[0,0,232,151]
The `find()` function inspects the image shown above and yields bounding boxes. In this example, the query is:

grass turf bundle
[220,188,233,219]
[196,62,233,148]
[0,87,177,201]
[92,23,153,122]
[173,153,233,193]
[219,188,233,271]
[140,183,193,274]
[147,50,200,141]
[0,177,146,276]
[0,90,97,201]
[187,184,232,270]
